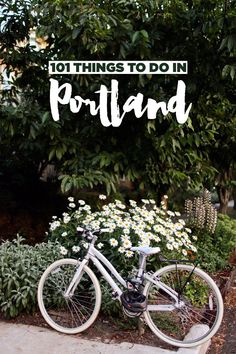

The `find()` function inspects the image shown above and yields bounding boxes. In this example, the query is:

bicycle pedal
[112,291,119,299]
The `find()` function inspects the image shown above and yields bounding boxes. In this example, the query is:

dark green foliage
[0,0,235,199]
[192,214,236,272]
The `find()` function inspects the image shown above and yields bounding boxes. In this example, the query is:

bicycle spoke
[70,298,93,313]
[68,299,87,326]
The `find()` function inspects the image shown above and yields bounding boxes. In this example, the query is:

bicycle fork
[64,259,88,298]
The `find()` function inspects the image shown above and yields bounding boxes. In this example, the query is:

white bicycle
[37,227,223,348]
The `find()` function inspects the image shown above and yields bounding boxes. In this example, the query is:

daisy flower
[125,250,134,258]
[182,249,188,256]
[110,238,118,247]
[123,239,132,249]
[167,243,174,250]
[99,194,107,200]
[60,246,68,255]
[72,246,80,253]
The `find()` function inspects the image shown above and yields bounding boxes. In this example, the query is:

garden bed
[0,268,235,354]
[0,196,235,353]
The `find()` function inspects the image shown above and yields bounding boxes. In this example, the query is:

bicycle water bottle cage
[121,290,147,313]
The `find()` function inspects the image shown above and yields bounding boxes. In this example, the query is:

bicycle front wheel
[38,258,101,334]
[144,264,223,348]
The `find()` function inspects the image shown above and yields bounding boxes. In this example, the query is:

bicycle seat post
[136,252,147,283]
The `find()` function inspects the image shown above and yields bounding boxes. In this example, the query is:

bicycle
[37,227,224,348]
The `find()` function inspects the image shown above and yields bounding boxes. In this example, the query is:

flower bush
[48,196,197,272]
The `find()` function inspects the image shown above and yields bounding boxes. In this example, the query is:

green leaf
[72,28,80,40]
[55,147,63,160]
[132,31,139,43]
[227,34,236,52]
[172,138,181,152]
[42,112,49,124]
[9,123,14,136]
[114,163,120,172]
[48,148,55,161]
[219,37,227,51]
[222,65,231,78]
[140,30,149,39]
[120,45,126,58]
[106,182,111,195]
[230,66,235,80]
[29,126,36,139]
[60,175,70,193]
[138,74,145,87]
[147,121,156,133]
[160,139,165,148]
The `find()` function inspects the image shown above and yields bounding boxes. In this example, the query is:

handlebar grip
[77,227,110,235]
[100,228,110,233]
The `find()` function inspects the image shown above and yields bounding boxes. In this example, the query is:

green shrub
[99,278,121,317]
[191,214,236,272]
[0,236,61,318]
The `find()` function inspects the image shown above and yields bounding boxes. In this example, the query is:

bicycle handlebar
[77,226,110,239]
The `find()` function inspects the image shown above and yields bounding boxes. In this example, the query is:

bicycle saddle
[130,246,160,256]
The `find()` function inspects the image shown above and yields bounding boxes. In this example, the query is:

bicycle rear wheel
[38,258,101,334]
[144,264,223,347]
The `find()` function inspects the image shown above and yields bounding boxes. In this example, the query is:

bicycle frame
[90,246,127,296]
[64,244,126,297]
[65,242,181,311]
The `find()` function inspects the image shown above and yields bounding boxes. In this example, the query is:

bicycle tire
[143,264,223,347]
[37,258,101,334]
